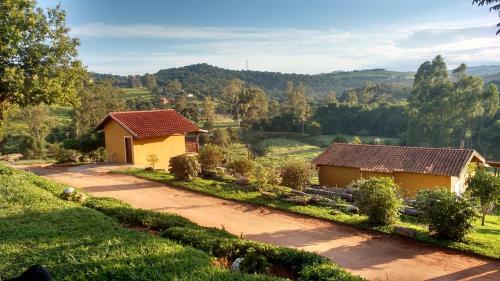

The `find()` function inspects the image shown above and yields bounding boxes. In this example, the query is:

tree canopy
[0,0,86,125]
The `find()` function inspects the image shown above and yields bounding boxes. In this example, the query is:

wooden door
[125,137,133,164]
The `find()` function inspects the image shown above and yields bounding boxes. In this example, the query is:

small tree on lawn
[353,177,403,225]
[169,154,201,181]
[467,168,500,226]
[281,160,311,190]
[416,189,476,241]
[146,154,159,170]
[227,158,255,179]
[199,144,225,171]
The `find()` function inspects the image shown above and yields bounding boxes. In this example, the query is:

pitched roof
[312,143,485,177]
[95,109,202,139]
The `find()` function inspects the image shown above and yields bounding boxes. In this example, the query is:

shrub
[351,136,362,144]
[226,127,239,142]
[353,177,403,225]
[169,154,201,181]
[306,121,322,136]
[467,168,500,226]
[330,134,348,144]
[49,143,82,163]
[281,160,311,190]
[227,159,255,179]
[199,144,225,171]
[198,133,210,145]
[239,247,270,274]
[255,165,281,186]
[211,128,231,147]
[416,189,476,241]
[299,263,363,281]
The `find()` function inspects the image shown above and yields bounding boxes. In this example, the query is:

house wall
[133,134,186,170]
[103,120,133,163]
[318,165,454,197]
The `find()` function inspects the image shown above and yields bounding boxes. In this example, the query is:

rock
[344,205,359,214]
[401,207,424,217]
[231,258,244,272]
[394,226,417,237]
[63,187,75,194]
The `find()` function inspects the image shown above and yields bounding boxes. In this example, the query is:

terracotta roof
[312,143,485,177]
[95,109,202,139]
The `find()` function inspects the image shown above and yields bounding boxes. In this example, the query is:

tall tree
[203,96,216,124]
[20,104,54,158]
[473,0,500,34]
[175,93,188,112]
[166,79,182,96]
[467,168,500,226]
[0,0,85,127]
[72,80,125,138]
[142,73,157,90]
[221,79,245,123]
[285,81,310,133]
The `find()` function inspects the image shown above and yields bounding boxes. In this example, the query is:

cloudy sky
[38,0,500,75]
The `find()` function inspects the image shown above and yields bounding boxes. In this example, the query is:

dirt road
[23,164,500,281]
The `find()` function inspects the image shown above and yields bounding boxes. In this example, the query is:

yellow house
[96,109,206,170]
[312,143,486,197]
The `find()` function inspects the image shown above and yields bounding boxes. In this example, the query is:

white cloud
[73,19,500,75]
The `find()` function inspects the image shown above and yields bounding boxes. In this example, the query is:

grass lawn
[120,87,153,101]
[116,168,500,260]
[0,167,282,281]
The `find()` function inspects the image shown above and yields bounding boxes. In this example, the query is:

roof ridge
[330,142,476,152]
[110,109,175,114]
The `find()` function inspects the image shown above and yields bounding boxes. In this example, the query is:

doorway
[124,137,133,164]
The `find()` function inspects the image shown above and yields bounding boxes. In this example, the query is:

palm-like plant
[473,0,500,34]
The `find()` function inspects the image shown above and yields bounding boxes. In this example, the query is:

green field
[120,87,154,100]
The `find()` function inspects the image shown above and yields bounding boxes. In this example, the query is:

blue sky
[39,0,500,75]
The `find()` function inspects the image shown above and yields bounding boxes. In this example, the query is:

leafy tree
[199,144,225,171]
[175,93,188,112]
[307,121,322,136]
[285,81,310,133]
[169,154,200,181]
[127,75,142,88]
[331,134,348,144]
[353,177,403,225]
[165,79,182,96]
[142,73,157,90]
[268,99,281,118]
[211,128,230,147]
[72,80,125,137]
[281,160,311,190]
[20,104,54,158]
[203,96,216,125]
[467,168,500,226]
[416,189,476,241]
[221,79,245,123]
[473,0,500,34]
[0,0,85,127]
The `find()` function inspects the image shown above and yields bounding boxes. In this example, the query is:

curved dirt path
[22,164,500,281]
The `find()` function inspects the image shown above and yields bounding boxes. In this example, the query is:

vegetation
[116,168,500,259]
[211,128,231,147]
[352,177,403,226]
[467,168,500,226]
[0,0,85,126]
[227,159,255,179]
[169,154,201,181]
[416,189,477,241]
[199,144,225,171]
[0,165,362,281]
[473,0,500,34]
[146,154,159,169]
[280,160,311,190]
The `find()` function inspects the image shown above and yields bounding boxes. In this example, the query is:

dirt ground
[20,164,500,281]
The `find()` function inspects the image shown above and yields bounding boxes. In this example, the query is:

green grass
[0,167,282,281]
[121,87,153,101]
[0,159,55,165]
[117,168,500,260]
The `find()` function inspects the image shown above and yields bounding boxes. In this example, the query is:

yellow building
[312,143,485,197]
[96,109,206,170]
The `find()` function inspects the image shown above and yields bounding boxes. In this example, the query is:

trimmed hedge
[8,165,363,281]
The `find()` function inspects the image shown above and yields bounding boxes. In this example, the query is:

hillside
[154,63,414,98]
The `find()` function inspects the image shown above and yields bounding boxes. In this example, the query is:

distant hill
[154,63,414,98]
[92,63,500,99]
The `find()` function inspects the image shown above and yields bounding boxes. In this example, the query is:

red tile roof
[312,143,485,177]
[95,109,202,139]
